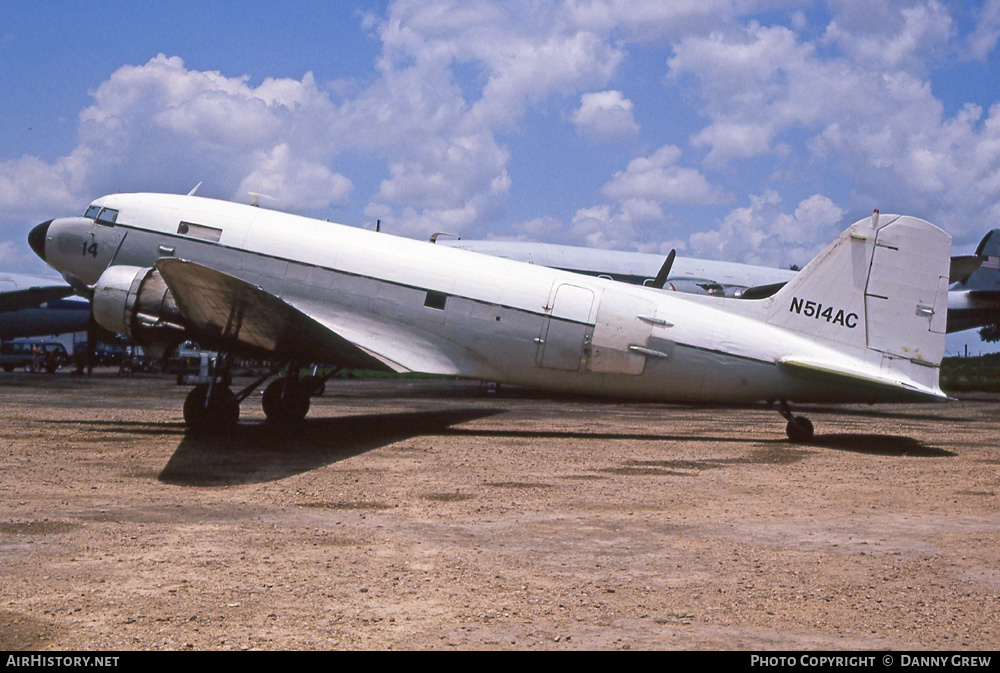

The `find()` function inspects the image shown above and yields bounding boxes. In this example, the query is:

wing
[0,285,75,313]
[155,258,401,371]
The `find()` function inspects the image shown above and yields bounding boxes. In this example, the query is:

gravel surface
[1,371,998,650]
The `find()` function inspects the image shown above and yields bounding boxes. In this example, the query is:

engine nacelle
[92,265,187,359]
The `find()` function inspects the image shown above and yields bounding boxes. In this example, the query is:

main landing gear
[778,401,814,443]
[182,358,334,431]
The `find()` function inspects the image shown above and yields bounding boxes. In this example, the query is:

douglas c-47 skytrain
[29,193,951,441]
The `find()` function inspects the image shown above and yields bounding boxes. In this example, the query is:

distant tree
[789,264,801,271]
[979,323,1000,343]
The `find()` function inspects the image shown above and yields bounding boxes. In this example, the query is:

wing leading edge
[155,258,401,372]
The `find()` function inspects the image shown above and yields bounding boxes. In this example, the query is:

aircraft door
[536,283,595,371]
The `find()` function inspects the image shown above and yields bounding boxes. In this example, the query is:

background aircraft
[30,195,950,441]
[438,231,1000,336]
[0,272,89,339]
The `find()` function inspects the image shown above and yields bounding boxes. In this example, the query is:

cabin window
[424,291,448,310]
[95,208,118,226]
[177,221,223,242]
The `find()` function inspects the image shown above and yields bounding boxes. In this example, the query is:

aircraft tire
[785,416,814,443]
[262,378,310,424]
[183,384,239,430]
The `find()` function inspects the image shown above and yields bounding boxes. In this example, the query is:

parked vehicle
[0,340,69,373]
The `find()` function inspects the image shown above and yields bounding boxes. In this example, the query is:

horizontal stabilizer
[738,281,786,300]
[779,357,950,404]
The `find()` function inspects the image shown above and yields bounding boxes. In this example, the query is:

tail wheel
[785,416,814,443]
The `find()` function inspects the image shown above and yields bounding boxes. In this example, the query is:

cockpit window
[84,205,101,219]
[95,208,119,226]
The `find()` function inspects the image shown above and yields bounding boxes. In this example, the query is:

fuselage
[31,193,933,405]
[440,238,798,293]
[441,239,995,333]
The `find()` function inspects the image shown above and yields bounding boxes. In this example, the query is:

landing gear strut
[778,401,814,443]
[182,350,241,431]
[183,382,239,429]
[181,358,332,430]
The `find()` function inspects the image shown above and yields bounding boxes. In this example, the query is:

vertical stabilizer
[766,213,950,372]
[964,229,1000,291]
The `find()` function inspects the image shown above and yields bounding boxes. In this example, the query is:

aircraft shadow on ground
[806,434,955,457]
[443,428,952,457]
[158,408,504,487]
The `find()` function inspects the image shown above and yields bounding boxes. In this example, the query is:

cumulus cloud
[968,0,1000,60]
[3,0,1000,273]
[571,90,639,139]
[600,145,728,205]
[823,1,954,73]
[688,191,845,267]
[668,9,1000,243]
[236,144,353,211]
[1,54,348,221]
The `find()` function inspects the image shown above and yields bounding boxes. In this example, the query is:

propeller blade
[648,250,676,290]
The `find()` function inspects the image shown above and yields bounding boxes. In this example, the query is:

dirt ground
[0,370,998,651]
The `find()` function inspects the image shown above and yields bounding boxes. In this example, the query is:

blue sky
[2,1,1000,353]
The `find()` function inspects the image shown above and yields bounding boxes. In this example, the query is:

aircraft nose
[28,219,52,262]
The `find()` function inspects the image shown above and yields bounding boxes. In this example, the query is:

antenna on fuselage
[187,182,203,196]
[248,192,276,208]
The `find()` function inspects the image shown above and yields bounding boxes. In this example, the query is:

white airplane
[0,272,90,339]
[29,195,950,441]
[438,233,1000,334]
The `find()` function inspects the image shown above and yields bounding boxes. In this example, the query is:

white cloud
[571,90,639,139]
[565,0,746,42]
[0,240,18,266]
[600,145,728,205]
[236,144,353,211]
[689,191,845,267]
[969,0,1000,60]
[3,0,1000,272]
[823,1,954,72]
[2,54,347,219]
[668,8,1000,245]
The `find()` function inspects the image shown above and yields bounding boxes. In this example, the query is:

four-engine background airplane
[29,193,952,441]
[438,231,1000,335]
